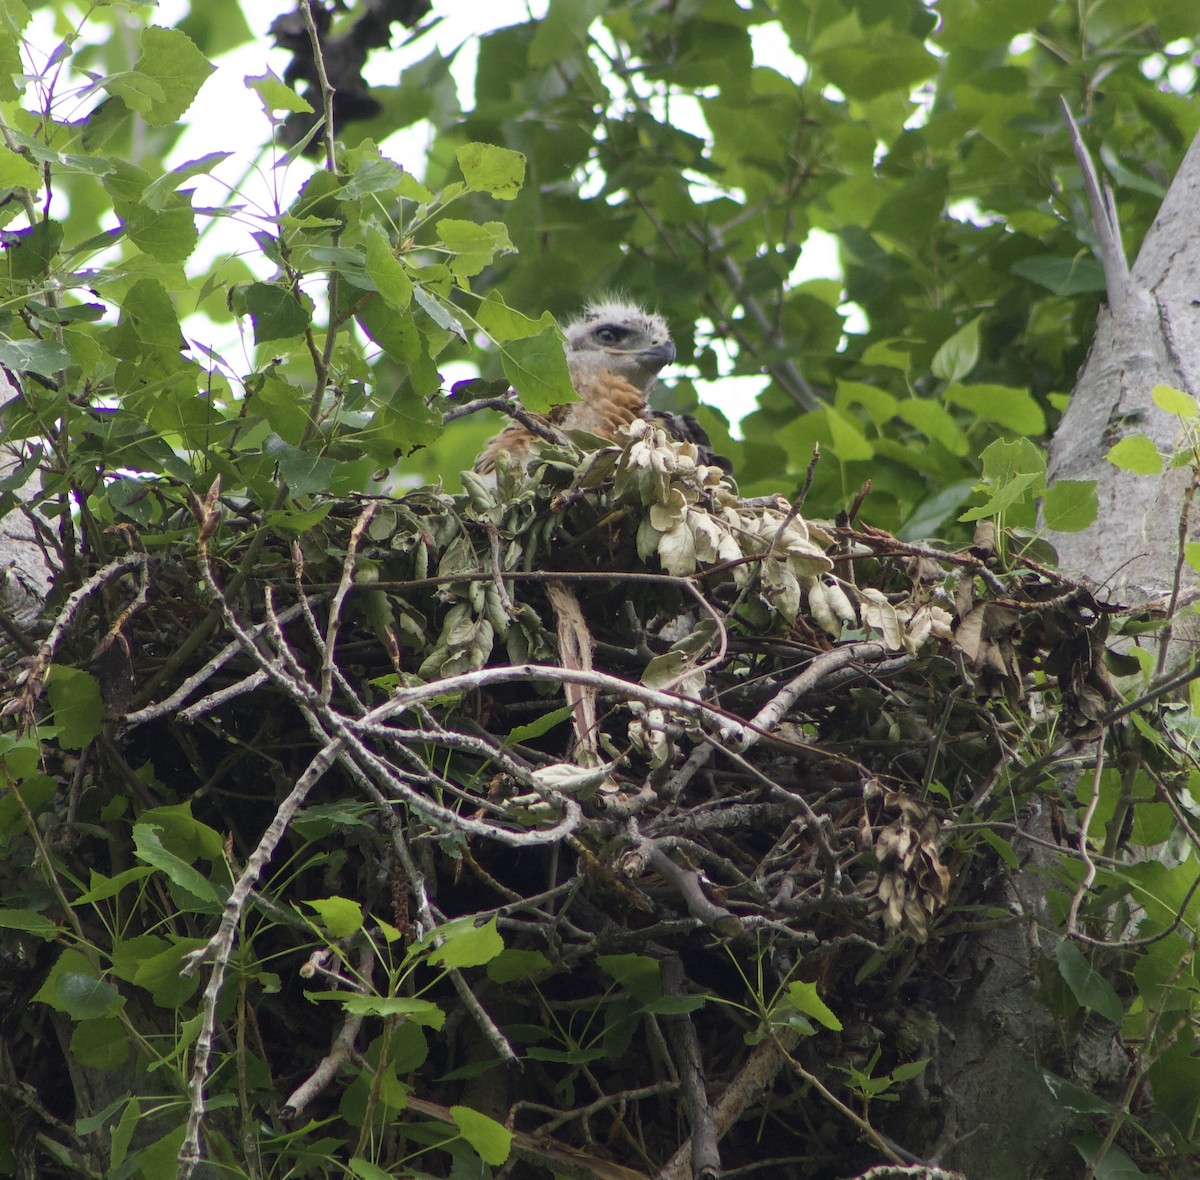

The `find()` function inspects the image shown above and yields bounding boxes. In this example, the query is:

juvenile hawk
[473,300,678,477]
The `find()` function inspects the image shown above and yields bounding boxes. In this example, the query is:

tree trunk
[1047,124,1200,606]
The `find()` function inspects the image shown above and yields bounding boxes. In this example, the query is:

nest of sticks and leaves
[11,419,1117,1178]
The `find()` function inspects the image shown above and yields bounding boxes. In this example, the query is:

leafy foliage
[0,2,1198,1180]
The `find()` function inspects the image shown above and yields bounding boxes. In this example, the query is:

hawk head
[564,300,676,395]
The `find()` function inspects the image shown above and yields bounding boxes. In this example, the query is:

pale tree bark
[1047,112,1200,608]
[0,370,51,635]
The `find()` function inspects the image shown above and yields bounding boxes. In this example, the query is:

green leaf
[6,219,63,279]
[304,896,364,938]
[111,1098,140,1172]
[142,152,231,209]
[456,142,526,200]
[1011,255,1106,296]
[1041,1069,1120,1115]
[427,916,504,969]
[131,941,204,1007]
[132,824,219,904]
[107,278,190,384]
[0,908,58,938]
[1106,434,1162,475]
[348,1160,394,1180]
[136,802,224,860]
[245,68,313,115]
[931,316,980,382]
[1042,480,1098,532]
[835,380,898,426]
[487,948,552,983]
[977,827,1019,869]
[896,398,968,455]
[451,1105,513,1165]
[363,226,413,310]
[0,146,41,190]
[1150,383,1199,418]
[504,705,573,746]
[958,471,1040,521]
[243,282,311,344]
[307,992,446,1027]
[824,403,874,461]
[1055,940,1123,1023]
[40,961,122,1021]
[0,0,29,101]
[45,666,104,749]
[980,435,1046,482]
[1071,1135,1152,1179]
[944,383,1046,435]
[783,981,842,1031]
[0,337,71,378]
[436,218,515,278]
[500,328,576,412]
[73,867,156,904]
[70,1015,130,1070]
[114,192,197,262]
[596,953,662,1003]
[106,26,215,127]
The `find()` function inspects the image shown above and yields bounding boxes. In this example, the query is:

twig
[282,943,376,1117]
[10,552,147,724]
[442,393,568,446]
[659,1026,803,1180]
[123,601,310,727]
[662,954,720,1180]
[635,838,742,936]
[1060,98,1133,314]
[178,737,345,1179]
[300,0,336,173]
[177,670,269,723]
[730,642,894,752]
[1066,741,1106,941]
[321,503,374,703]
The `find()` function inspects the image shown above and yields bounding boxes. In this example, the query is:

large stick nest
[8,422,1116,1177]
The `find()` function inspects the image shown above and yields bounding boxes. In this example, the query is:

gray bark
[1047,125,1200,602]
[0,370,51,632]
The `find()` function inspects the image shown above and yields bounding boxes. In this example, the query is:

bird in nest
[472,299,729,478]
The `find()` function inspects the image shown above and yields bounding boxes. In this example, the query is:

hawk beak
[641,341,676,370]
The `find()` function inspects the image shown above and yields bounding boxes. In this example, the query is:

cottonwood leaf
[427,916,503,969]
[1150,384,1198,418]
[107,27,215,126]
[931,316,980,382]
[451,1105,512,1165]
[132,824,219,905]
[0,146,40,190]
[304,896,364,938]
[1056,940,1123,1023]
[245,69,312,115]
[487,949,552,983]
[1042,480,1098,532]
[784,981,842,1031]
[0,337,71,377]
[242,282,310,343]
[499,328,575,412]
[944,383,1046,435]
[307,992,446,1026]
[363,226,413,309]
[45,666,103,750]
[456,142,526,199]
[1106,434,1162,475]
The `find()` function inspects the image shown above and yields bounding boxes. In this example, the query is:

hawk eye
[595,325,626,345]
